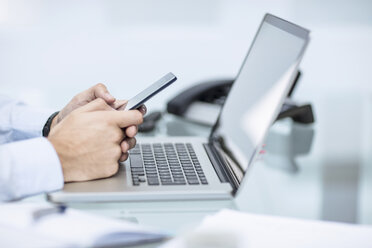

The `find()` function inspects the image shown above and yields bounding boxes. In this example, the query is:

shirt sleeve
[0,137,64,202]
[0,95,55,144]
[0,95,64,201]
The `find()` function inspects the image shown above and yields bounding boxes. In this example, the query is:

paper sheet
[0,202,167,247]
[162,209,372,248]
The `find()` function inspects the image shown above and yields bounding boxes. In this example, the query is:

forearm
[0,137,64,202]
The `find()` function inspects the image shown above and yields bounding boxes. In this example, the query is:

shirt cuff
[12,105,56,138]
[0,137,64,201]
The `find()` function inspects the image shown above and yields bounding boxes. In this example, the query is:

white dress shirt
[0,95,63,201]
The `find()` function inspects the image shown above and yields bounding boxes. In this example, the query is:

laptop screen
[210,14,309,181]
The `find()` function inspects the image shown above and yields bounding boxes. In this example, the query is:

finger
[113,128,125,143]
[126,137,137,150]
[75,98,113,113]
[92,83,115,104]
[120,137,136,153]
[125,125,138,138]
[112,99,128,110]
[119,152,129,162]
[120,140,129,153]
[103,110,143,128]
[138,105,147,116]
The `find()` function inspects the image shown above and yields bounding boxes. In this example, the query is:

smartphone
[125,72,177,110]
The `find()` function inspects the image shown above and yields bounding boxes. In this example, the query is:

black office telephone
[166,70,315,126]
[138,70,314,132]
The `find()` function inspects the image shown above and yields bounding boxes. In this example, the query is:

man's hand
[114,101,147,162]
[48,98,144,182]
[48,83,147,164]
[51,83,116,129]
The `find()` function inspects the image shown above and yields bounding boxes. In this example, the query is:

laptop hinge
[203,143,239,192]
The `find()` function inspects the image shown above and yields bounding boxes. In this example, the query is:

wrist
[47,135,69,183]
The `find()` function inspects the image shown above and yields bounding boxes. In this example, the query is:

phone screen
[125,72,177,110]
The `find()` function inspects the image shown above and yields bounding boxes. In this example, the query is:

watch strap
[42,111,60,137]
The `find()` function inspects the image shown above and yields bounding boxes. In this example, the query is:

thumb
[103,110,143,128]
[75,98,114,113]
[91,83,116,104]
[112,99,128,111]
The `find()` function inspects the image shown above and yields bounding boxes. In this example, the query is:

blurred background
[0,0,371,110]
[1,0,372,225]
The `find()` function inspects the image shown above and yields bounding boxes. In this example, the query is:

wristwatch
[42,111,60,137]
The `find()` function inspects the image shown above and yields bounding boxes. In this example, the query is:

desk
[24,91,372,235]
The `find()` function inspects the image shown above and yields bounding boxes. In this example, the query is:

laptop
[48,14,310,203]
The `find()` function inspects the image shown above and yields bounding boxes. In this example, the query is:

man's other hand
[48,98,144,182]
[51,83,116,129]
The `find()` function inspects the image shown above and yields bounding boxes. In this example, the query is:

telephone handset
[166,70,315,126]
[167,79,232,115]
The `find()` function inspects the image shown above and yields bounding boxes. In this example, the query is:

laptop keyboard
[129,143,208,186]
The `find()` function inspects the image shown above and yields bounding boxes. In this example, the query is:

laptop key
[157,164,168,168]
[171,171,183,175]
[173,181,186,185]
[161,181,173,185]
[148,179,160,185]
[132,172,145,176]
[130,154,144,168]
[161,181,184,185]
[174,178,186,182]
[159,173,171,177]
[173,174,185,178]
[146,174,158,178]
[185,176,198,180]
[161,181,174,185]
[187,180,200,185]
[160,176,172,180]
[185,172,197,176]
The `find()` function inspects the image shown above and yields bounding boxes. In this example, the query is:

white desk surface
[22,91,372,236]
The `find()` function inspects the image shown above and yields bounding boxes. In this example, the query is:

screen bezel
[208,13,310,192]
